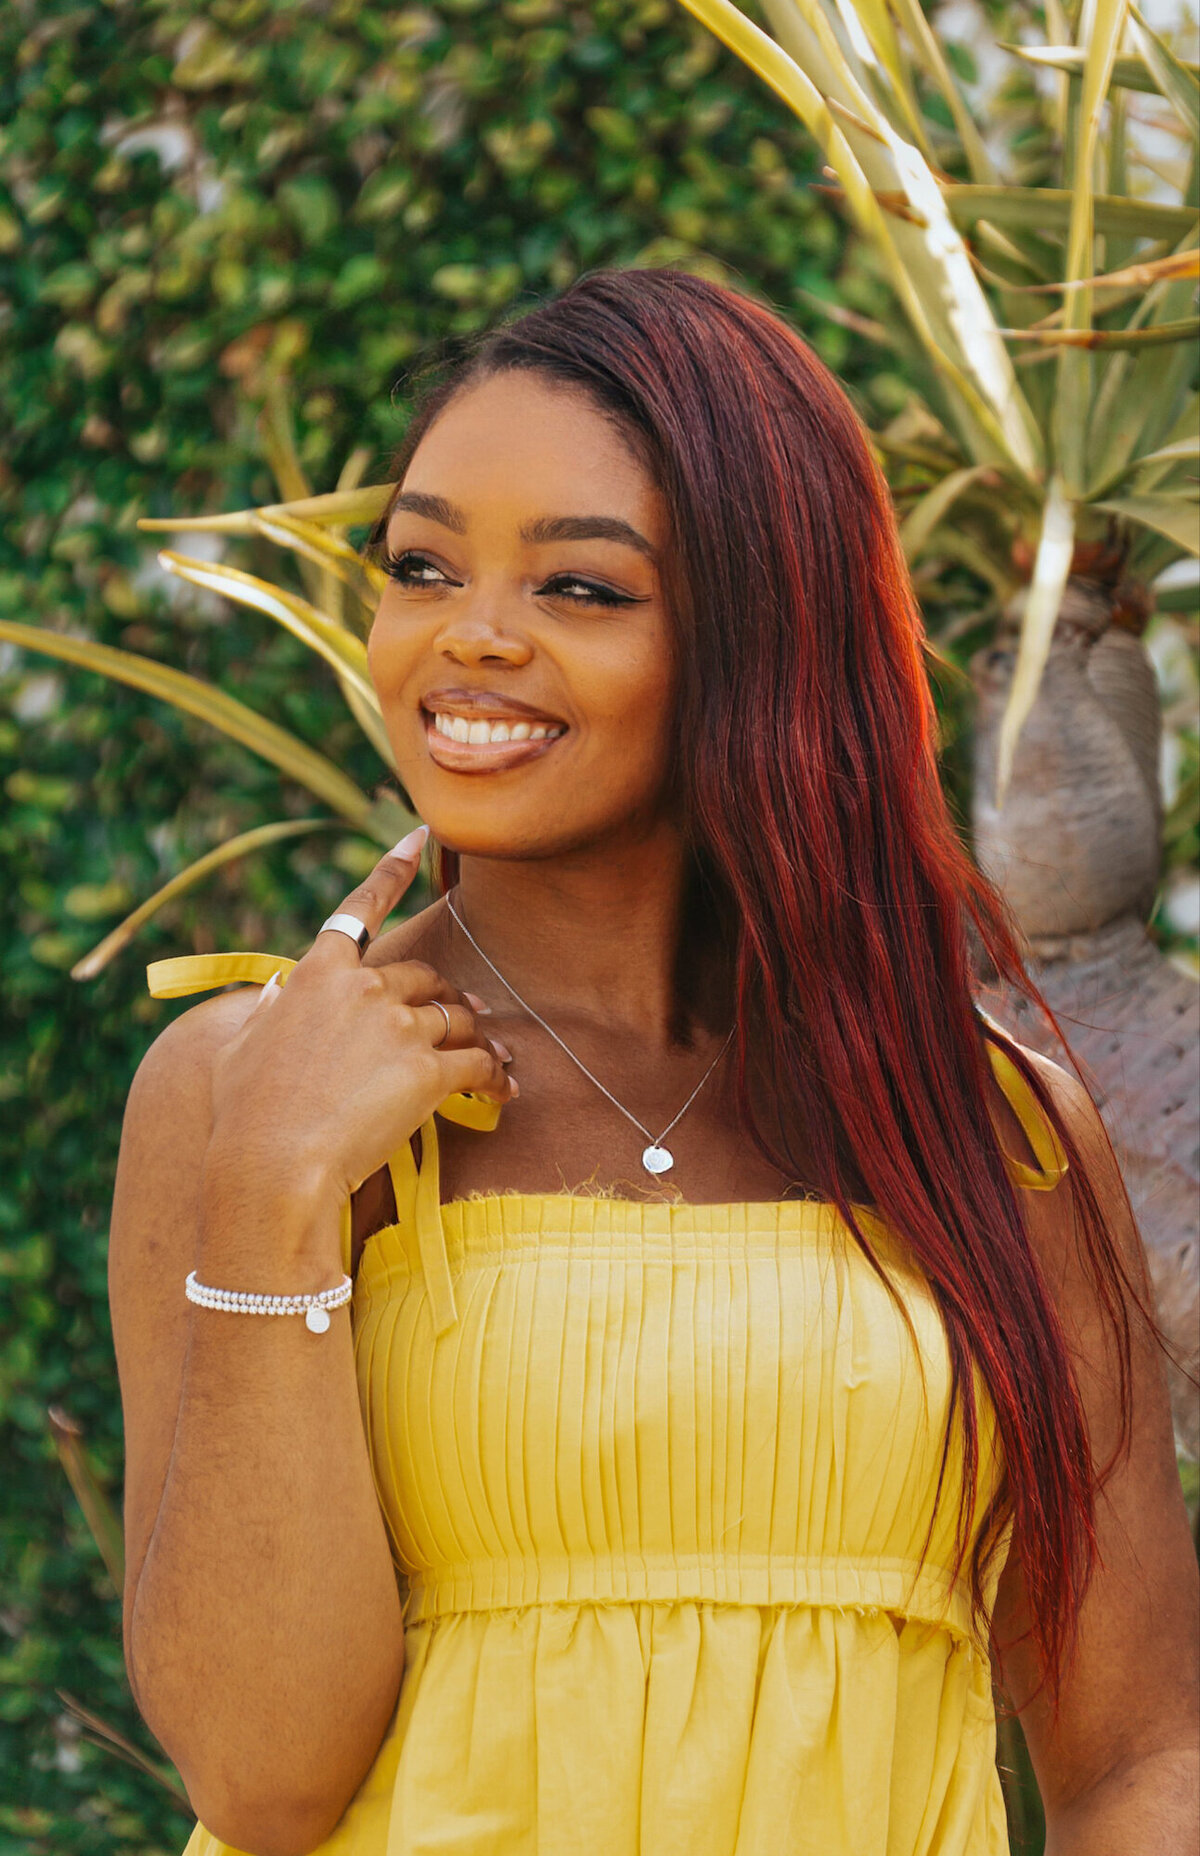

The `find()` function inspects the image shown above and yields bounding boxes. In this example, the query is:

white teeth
[430,711,563,746]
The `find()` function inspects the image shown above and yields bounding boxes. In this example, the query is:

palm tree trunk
[970,577,1199,1460]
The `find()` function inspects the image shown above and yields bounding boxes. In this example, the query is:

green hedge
[0,3,869,1848]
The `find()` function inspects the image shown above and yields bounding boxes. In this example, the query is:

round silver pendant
[641,1144,674,1175]
[305,1305,331,1333]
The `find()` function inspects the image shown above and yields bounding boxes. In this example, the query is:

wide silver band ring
[317,911,371,957]
[430,999,452,1047]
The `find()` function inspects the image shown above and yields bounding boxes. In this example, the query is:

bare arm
[113,1012,405,1856]
[110,842,514,1856]
[989,1054,1199,1856]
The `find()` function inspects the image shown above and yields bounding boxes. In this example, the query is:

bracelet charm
[184,1269,352,1334]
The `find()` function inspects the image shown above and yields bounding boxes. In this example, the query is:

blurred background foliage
[0,0,872,1848]
[0,0,1196,1851]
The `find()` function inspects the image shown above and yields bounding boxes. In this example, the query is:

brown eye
[540,576,638,609]
[382,549,454,587]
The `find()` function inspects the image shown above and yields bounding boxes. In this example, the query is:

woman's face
[368,369,677,860]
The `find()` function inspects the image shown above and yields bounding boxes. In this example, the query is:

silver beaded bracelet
[184,1269,353,1334]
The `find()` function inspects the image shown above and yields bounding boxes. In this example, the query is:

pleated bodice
[355,1186,1005,1646]
[149,950,1068,1856]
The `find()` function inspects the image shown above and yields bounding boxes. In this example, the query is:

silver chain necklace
[446,891,735,1177]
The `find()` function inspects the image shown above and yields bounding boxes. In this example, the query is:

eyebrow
[388,490,658,563]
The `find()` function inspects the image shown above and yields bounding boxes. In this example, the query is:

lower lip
[422,715,568,773]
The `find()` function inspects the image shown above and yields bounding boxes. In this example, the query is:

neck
[444,825,731,1051]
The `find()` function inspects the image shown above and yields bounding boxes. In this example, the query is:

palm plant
[677,0,1197,797]
[0,393,415,974]
[673,0,1200,1474]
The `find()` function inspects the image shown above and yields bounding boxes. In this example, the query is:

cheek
[366,614,389,690]
[368,611,421,711]
[367,610,394,677]
[599,634,674,729]
[582,644,677,785]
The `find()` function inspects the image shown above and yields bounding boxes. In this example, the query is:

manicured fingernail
[390,824,429,859]
[493,1041,513,1063]
[508,1077,520,1098]
[464,991,491,1014]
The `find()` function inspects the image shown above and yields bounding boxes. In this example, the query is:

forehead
[403,371,661,527]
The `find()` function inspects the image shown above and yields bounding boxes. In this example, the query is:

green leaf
[898,463,995,560]
[822,0,937,165]
[1003,317,1200,349]
[1094,495,1200,555]
[251,512,386,612]
[1137,435,1200,469]
[47,1408,124,1589]
[152,551,395,768]
[153,553,375,702]
[681,0,1040,475]
[1087,248,1200,492]
[1015,248,1199,294]
[939,186,1197,241]
[1054,0,1130,496]
[136,489,386,647]
[54,1689,189,1806]
[136,483,395,536]
[995,477,1076,805]
[1002,43,1200,99]
[1129,6,1200,140]
[0,621,377,829]
[70,819,339,980]
[258,378,311,505]
[881,0,994,181]
[1153,573,1200,612]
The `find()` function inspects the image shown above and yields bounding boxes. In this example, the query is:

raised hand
[205,826,516,1220]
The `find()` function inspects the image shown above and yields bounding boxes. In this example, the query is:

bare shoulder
[113,984,262,1228]
[981,1029,1120,1211]
[1012,1040,1099,1142]
[975,1029,1166,1453]
[135,980,260,1088]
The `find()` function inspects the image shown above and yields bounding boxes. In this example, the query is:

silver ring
[317,911,371,957]
[430,999,452,1047]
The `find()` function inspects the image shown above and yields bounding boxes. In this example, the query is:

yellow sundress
[147,951,1068,1856]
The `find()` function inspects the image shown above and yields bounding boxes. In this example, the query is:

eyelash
[379,547,635,610]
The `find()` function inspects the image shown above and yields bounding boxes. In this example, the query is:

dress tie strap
[147,950,297,995]
[387,1118,459,1336]
[976,1010,1070,1191]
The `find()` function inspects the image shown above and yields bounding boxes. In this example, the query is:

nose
[434,608,533,671]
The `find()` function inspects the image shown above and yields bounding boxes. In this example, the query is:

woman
[109,267,1198,1856]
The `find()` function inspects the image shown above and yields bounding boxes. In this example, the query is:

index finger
[309,824,430,963]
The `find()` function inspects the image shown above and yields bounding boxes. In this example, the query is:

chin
[422,815,564,861]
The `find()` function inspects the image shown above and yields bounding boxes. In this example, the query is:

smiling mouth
[422,706,569,770]
[429,709,567,745]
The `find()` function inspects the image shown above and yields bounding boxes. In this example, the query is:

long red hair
[371,266,1152,1701]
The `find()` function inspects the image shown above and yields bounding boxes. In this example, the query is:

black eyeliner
[380,548,642,609]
